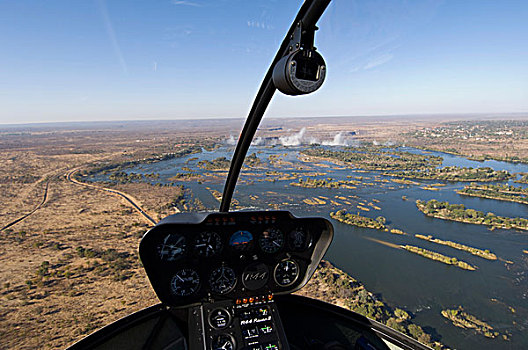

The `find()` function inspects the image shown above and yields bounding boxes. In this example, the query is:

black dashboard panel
[139,211,333,308]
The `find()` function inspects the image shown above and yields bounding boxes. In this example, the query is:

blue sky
[0,0,527,124]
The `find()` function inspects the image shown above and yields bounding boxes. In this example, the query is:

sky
[0,0,527,124]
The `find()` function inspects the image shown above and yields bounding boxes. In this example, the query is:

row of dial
[170,260,300,297]
[157,227,310,261]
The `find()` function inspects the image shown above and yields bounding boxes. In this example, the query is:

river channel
[89,146,528,350]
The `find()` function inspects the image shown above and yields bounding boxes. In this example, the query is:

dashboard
[139,211,333,349]
[139,211,333,308]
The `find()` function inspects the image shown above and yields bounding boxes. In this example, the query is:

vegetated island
[197,156,231,170]
[387,166,512,182]
[515,173,528,184]
[330,210,409,234]
[415,234,496,260]
[441,307,507,340]
[330,210,386,230]
[297,261,449,350]
[402,245,476,270]
[416,199,528,231]
[291,177,358,189]
[107,171,160,184]
[301,146,443,171]
[197,153,261,171]
[457,183,528,205]
[168,172,202,181]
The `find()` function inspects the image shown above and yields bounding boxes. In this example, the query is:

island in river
[416,199,528,231]
[441,307,509,340]
[457,183,528,205]
[401,245,476,271]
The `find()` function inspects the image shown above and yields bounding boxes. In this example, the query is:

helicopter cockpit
[67,1,433,349]
[68,211,428,350]
[138,210,332,350]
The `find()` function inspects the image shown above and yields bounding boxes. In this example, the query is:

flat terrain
[1,115,526,349]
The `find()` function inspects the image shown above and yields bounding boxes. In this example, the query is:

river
[89,146,528,350]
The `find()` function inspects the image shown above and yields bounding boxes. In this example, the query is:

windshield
[1,1,527,350]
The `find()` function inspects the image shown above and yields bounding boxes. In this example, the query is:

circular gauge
[229,230,254,251]
[209,308,231,329]
[194,231,223,257]
[274,259,300,287]
[170,268,200,297]
[157,234,186,261]
[211,334,235,350]
[259,228,284,254]
[288,227,310,251]
[209,266,237,295]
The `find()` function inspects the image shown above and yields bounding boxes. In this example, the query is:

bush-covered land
[168,172,202,181]
[297,261,448,349]
[197,156,231,170]
[291,177,359,189]
[415,234,496,260]
[403,120,528,164]
[515,173,528,184]
[302,147,442,170]
[77,146,203,179]
[441,307,507,339]
[330,209,386,230]
[416,199,528,231]
[402,245,476,270]
[388,166,512,182]
[457,183,528,204]
[108,171,159,184]
[244,152,261,167]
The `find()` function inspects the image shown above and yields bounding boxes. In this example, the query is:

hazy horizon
[1,1,527,124]
[1,112,528,129]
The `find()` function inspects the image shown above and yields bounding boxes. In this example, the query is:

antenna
[219,0,331,212]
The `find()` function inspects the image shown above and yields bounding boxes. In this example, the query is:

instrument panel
[139,211,333,307]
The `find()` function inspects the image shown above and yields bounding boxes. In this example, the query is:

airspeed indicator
[157,234,186,261]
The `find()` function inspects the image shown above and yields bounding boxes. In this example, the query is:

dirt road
[66,169,157,225]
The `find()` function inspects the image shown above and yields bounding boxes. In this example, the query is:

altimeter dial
[209,266,237,295]
[158,234,186,261]
[194,231,223,257]
[259,227,284,254]
[274,259,299,287]
[170,268,200,297]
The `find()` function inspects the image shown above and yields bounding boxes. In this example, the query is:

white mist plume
[251,137,266,146]
[225,129,356,147]
[226,135,236,145]
[279,127,307,146]
[322,132,353,146]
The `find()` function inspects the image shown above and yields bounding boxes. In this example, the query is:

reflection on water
[89,146,528,350]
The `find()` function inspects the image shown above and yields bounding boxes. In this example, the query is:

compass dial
[157,234,186,261]
[194,231,223,257]
[209,266,237,295]
[170,268,200,297]
[259,227,284,254]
